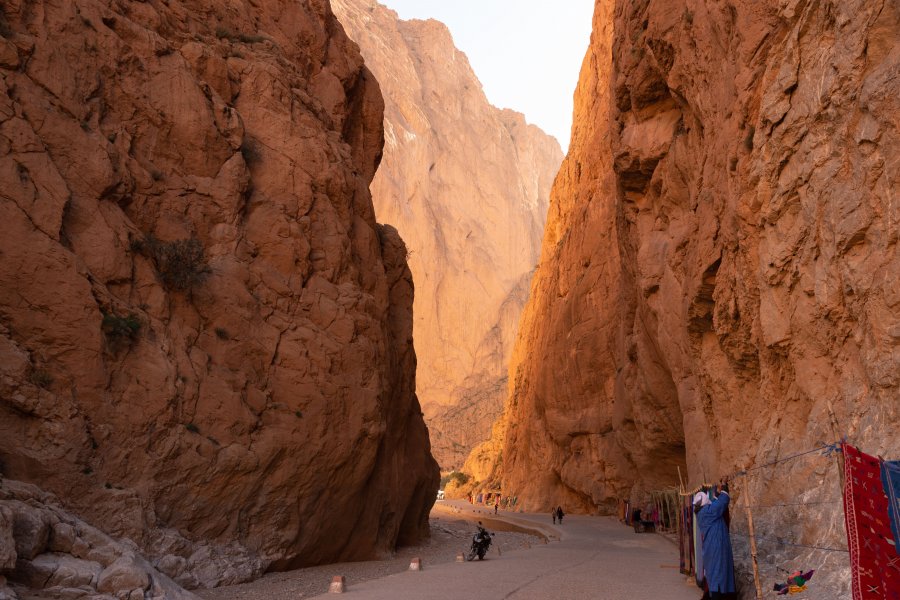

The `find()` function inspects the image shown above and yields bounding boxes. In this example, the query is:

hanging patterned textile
[842,443,900,600]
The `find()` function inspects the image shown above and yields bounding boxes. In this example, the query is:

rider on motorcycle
[468,521,492,561]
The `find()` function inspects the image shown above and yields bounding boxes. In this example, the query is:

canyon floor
[203,502,698,599]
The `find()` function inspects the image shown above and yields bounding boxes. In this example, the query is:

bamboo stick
[826,399,846,490]
[742,484,764,600]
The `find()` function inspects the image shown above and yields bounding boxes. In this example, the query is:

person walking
[494,498,499,515]
[697,482,736,599]
[556,506,564,524]
[551,508,557,524]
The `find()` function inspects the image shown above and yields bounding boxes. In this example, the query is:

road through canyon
[309,501,698,600]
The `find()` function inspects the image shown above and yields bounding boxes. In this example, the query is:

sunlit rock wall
[332,0,563,470]
[487,0,899,596]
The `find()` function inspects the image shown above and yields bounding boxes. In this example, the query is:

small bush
[137,236,211,291]
[29,368,54,389]
[150,169,164,181]
[238,33,266,44]
[440,471,470,488]
[82,467,93,475]
[185,423,200,433]
[214,327,230,340]
[102,312,141,352]
[215,26,233,39]
[295,410,303,418]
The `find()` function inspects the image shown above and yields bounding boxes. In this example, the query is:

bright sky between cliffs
[379,0,594,152]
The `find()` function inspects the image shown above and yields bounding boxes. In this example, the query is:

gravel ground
[198,509,544,599]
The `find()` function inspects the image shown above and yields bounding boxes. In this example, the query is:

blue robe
[698,492,736,593]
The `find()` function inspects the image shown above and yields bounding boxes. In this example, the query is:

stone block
[328,575,345,593]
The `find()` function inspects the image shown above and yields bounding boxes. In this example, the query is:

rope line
[731,500,842,509]
[728,442,842,480]
[730,531,849,553]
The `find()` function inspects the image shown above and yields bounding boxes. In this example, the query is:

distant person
[494,499,499,514]
[697,482,736,599]
[556,506,564,524]
[552,508,557,524]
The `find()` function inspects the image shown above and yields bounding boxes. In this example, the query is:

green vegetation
[186,423,200,434]
[29,368,54,389]
[214,327,230,340]
[440,471,470,488]
[102,312,141,352]
[215,27,266,44]
[133,236,210,291]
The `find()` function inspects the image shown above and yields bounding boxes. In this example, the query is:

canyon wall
[332,0,563,471]
[0,0,438,594]
[487,0,899,596]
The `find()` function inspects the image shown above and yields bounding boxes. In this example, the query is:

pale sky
[379,0,595,152]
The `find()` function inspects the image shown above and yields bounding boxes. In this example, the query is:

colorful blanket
[843,444,900,600]
[773,570,814,595]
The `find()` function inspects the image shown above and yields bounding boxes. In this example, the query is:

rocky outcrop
[483,0,899,596]
[0,478,198,600]
[0,0,438,589]
[332,0,563,470]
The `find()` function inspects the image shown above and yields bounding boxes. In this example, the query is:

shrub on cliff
[101,313,141,353]
[440,471,470,488]
[132,236,211,291]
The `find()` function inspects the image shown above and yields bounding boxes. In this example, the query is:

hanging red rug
[842,443,900,600]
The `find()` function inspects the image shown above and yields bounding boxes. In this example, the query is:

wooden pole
[742,484,764,600]
[826,399,846,489]
[677,466,685,494]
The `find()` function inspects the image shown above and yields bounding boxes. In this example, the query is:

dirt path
[199,503,543,599]
[203,501,699,599]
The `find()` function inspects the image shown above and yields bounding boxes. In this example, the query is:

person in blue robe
[698,483,736,598]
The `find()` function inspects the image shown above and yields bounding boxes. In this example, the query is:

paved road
[311,501,700,599]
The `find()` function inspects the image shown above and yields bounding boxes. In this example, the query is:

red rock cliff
[332,0,563,470]
[0,0,438,587]
[488,0,898,594]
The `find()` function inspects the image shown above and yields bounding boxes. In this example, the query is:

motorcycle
[466,524,492,561]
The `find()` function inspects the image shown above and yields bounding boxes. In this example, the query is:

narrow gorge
[332,0,563,471]
[1,0,897,598]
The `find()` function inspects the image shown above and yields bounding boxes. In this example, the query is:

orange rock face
[0,0,437,588]
[486,0,898,592]
[332,0,563,470]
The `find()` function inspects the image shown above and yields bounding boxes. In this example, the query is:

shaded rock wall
[486,0,899,596]
[0,479,199,600]
[332,0,563,470]
[0,0,438,586]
